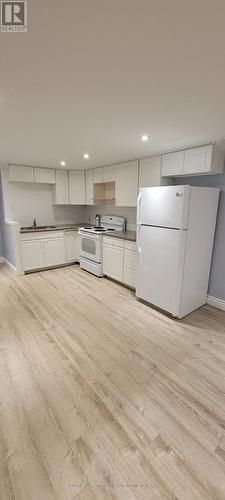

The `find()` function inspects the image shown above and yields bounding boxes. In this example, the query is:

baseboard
[1,257,17,273]
[0,257,5,263]
[207,295,225,312]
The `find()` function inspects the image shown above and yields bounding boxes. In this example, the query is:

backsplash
[0,169,86,226]
[85,204,137,231]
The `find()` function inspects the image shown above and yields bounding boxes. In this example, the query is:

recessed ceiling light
[60,161,66,166]
[83,153,90,159]
[141,135,149,142]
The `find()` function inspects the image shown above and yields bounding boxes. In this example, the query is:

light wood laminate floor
[1,263,225,499]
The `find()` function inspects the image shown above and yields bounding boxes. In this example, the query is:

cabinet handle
[137,225,141,255]
[137,192,142,224]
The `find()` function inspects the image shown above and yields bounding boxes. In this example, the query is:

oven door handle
[79,231,100,239]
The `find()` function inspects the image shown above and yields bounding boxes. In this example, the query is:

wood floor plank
[1,263,225,498]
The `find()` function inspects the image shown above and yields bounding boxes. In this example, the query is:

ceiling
[1,0,225,170]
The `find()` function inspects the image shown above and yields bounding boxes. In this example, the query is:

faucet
[33,218,37,229]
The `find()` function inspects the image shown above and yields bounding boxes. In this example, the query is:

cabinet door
[104,165,115,183]
[123,267,136,288]
[8,165,34,183]
[161,151,185,177]
[103,244,124,281]
[53,170,69,205]
[22,240,45,271]
[65,231,78,262]
[86,170,94,205]
[115,160,138,207]
[93,167,104,183]
[124,248,137,270]
[44,237,66,266]
[34,168,56,184]
[139,156,162,187]
[184,145,213,175]
[69,171,86,205]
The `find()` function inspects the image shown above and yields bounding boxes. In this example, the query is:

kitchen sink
[21,225,57,230]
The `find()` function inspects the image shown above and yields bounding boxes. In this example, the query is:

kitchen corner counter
[104,230,136,242]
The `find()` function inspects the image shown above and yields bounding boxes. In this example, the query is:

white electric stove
[79,216,126,277]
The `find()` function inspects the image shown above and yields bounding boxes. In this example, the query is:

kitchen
[1,1,225,498]
[0,142,223,316]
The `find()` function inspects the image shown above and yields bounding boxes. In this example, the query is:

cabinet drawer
[124,248,137,270]
[103,236,124,248]
[123,267,136,288]
[21,231,63,241]
[124,240,136,251]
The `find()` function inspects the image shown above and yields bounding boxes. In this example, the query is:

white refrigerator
[136,185,219,318]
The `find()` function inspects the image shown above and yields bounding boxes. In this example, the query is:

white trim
[2,257,17,273]
[207,295,225,312]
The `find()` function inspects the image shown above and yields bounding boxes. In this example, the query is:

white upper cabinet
[34,168,56,184]
[86,169,94,205]
[162,144,224,177]
[161,151,185,177]
[93,165,115,184]
[69,170,86,205]
[103,165,115,183]
[115,160,138,207]
[184,146,212,175]
[139,156,163,187]
[93,167,104,184]
[184,144,224,175]
[52,170,69,205]
[8,165,35,183]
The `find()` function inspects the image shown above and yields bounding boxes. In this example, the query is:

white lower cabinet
[21,230,79,272]
[123,267,136,288]
[21,240,45,271]
[65,231,79,262]
[45,236,65,267]
[103,244,124,282]
[103,236,137,288]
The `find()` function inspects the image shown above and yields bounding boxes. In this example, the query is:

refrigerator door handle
[137,225,141,254]
[137,192,142,225]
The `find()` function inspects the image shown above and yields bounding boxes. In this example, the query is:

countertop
[104,230,136,242]
[20,223,91,234]
[20,223,136,242]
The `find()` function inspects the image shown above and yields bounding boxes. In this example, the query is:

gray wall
[0,230,2,257]
[0,174,16,266]
[175,170,225,301]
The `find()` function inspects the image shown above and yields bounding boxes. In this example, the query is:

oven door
[80,233,102,263]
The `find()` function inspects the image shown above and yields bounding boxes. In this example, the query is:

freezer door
[136,225,186,316]
[137,185,190,229]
